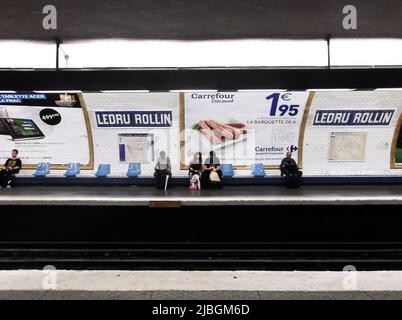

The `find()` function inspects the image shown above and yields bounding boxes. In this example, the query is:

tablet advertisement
[0,92,93,169]
[182,91,310,168]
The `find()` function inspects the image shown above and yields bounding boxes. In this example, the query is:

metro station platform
[1,270,402,300]
[1,184,402,206]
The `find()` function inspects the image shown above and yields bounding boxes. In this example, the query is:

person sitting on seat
[154,151,172,189]
[188,152,203,190]
[201,151,223,189]
[0,149,22,189]
[280,151,302,188]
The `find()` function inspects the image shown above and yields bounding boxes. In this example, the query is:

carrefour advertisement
[0,92,93,169]
[182,91,310,168]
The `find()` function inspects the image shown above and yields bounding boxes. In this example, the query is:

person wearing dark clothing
[0,149,21,189]
[201,151,223,189]
[280,152,298,176]
[154,151,172,189]
[189,152,203,177]
[280,151,302,188]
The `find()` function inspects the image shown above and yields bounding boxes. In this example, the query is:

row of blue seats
[33,163,267,178]
[33,163,141,177]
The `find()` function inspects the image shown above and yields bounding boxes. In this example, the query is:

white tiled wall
[302,91,402,176]
[18,91,402,178]
[84,92,181,177]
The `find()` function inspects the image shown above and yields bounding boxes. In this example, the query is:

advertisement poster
[0,92,93,169]
[182,91,310,168]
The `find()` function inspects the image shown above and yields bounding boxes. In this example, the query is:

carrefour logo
[191,93,235,103]
[287,145,298,152]
[255,146,284,154]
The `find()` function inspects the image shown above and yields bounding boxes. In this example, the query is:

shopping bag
[209,170,220,182]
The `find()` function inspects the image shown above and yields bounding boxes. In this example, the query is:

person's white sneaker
[6,185,11,189]
[0,186,2,189]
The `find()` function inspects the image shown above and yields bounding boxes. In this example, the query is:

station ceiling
[1,0,401,41]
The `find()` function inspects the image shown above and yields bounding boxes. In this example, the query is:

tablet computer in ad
[0,118,45,140]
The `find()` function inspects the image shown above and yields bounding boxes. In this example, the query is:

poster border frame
[179,91,313,170]
[20,93,95,170]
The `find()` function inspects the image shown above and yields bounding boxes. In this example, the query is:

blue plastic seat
[33,162,51,177]
[251,163,266,177]
[127,163,141,177]
[64,163,80,177]
[221,163,234,177]
[95,164,111,177]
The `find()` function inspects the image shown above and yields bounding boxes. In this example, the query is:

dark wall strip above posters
[1,69,402,91]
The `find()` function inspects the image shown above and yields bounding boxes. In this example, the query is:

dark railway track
[1,205,402,270]
[0,242,402,270]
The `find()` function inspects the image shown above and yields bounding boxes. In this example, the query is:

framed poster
[180,91,312,169]
[329,132,367,161]
[118,133,154,163]
[0,92,94,169]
